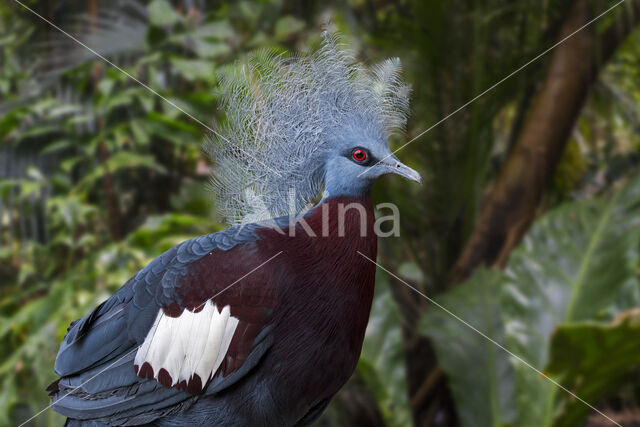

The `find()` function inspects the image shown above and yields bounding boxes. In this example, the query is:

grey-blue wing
[49,224,273,425]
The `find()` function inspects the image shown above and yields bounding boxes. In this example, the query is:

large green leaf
[502,175,640,426]
[148,0,181,27]
[358,274,411,427]
[420,269,516,427]
[545,311,640,427]
[420,174,640,427]
[169,58,216,83]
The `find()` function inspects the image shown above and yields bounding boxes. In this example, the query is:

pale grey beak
[382,156,422,184]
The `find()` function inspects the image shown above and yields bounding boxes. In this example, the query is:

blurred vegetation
[0,1,639,426]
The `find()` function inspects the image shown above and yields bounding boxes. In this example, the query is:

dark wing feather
[50,223,277,424]
[55,292,132,377]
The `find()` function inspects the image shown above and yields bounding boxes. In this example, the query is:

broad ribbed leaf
[419,174,640,427]
[420,269,517,427]
[545,311,640,427]
[502,174,640,426]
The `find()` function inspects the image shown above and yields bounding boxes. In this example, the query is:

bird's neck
[324,180,374,199]
[256,195,377,258]
[320,186,371,201]
[304,195,375,239]
[322,168,373,199]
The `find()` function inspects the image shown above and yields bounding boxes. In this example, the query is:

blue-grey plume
[206,32,411,224]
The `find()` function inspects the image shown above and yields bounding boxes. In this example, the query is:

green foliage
[421,270,516,427]
[546,311,640,427]
[420,173,640,427]
[358,276,412,427]
[503,175,640,427]
[148,0,182,27]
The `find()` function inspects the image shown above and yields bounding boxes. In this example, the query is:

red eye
[352,149,367,162]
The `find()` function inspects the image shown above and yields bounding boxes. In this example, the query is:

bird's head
[207,32,420,224]
[322,113,422,198]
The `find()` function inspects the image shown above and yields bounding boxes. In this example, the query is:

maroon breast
[256,196,378,402]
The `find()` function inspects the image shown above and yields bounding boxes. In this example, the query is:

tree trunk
[449,0,640,286]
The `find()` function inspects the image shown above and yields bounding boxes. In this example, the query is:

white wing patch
[134,301,239,393]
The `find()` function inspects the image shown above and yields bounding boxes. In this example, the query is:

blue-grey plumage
[50,32,421,426]
[51,225,267,424]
